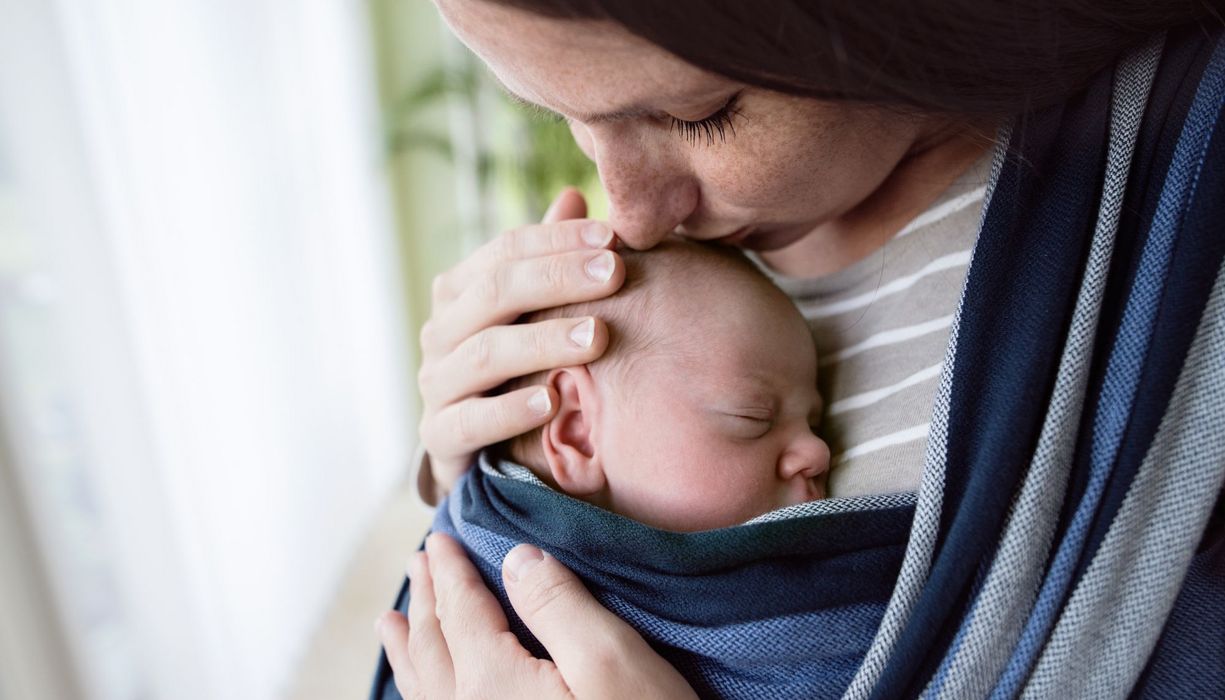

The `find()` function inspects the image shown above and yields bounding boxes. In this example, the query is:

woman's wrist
[413,444,445,507]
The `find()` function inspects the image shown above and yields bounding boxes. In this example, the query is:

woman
[375,1,1223,697]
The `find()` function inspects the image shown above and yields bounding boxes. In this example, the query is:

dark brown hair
[489,0,1220,115]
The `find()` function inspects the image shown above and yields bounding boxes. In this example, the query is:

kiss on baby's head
[498,239,830,532]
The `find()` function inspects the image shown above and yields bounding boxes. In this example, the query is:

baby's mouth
[783,477,825,507]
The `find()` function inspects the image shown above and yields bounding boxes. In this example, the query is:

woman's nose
[589,130,698,250]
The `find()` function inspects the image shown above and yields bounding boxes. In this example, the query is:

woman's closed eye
[531,90,744,147]
[670,92,743,147]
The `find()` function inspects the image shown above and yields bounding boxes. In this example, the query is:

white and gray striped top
[755,154,992,498]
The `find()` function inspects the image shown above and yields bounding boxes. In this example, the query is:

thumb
[542,187,588,224]
[502,544,696,699]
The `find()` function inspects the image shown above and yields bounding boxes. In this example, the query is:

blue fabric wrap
[1134,507,1225,700]
[428,468,915,699]
[992,30,1225,698]
[370,22,1225,700]
[1073,20,1224,585]
[869,47,1115,700]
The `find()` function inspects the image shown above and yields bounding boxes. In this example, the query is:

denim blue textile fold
[429,461,916,698]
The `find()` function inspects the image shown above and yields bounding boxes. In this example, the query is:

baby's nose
[780,432,831,481]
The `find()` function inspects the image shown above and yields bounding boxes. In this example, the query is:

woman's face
[435,0,931,252]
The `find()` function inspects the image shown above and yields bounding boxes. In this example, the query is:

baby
[495,238,830,532]
[394,242,876,699]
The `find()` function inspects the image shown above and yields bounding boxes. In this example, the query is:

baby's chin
[648,490,825,532]
[626,500,770,533]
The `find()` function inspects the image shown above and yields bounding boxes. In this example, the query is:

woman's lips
[710,225,809,252]
[713,226,755,245]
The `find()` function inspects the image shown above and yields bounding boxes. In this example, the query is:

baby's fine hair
[499,238,776,470]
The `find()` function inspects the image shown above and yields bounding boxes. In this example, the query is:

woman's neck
[760,118,1000,278]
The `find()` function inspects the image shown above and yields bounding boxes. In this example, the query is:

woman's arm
[376,534,696,699]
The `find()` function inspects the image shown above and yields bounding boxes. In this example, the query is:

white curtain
[0,0,412,698]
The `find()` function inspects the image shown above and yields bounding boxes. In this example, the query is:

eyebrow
[497,83,665,125]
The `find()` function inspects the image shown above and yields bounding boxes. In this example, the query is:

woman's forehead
[434,0,731,121]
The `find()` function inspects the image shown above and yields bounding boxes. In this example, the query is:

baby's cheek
[610,453,733,530]
[670,460,778,526]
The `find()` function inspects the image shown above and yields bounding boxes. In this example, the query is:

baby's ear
[540,366,606,497]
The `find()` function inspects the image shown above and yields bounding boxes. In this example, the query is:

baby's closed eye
[717,409,774,439]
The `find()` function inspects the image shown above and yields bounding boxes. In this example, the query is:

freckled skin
[434,0,995,277]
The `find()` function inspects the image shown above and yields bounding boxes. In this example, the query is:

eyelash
[669,93,742,147]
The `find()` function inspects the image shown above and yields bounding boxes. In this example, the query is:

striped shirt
[755,154,992,498]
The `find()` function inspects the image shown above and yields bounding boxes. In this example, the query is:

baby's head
[503,240,829,532]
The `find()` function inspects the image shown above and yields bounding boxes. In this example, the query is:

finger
[542,187,587,223]
[431,250,624,354]
[423,534,517,673]
[419,385,558,464]
[407,551,455,699]
[502,545,697,700]
[435,219,614,304]
[424,534,577,699]
[376,611,421,697]
[418,317,609,406]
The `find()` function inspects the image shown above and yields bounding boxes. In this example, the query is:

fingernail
[585,251,614,282]
[582,223,612,248]
[569,318,595,348]
[373,615,385,635]
[503,544,545,583]
[527,389,551,416]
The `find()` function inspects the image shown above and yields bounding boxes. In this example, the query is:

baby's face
[594,272,829,532]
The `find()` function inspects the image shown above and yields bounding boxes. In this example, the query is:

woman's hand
[376,533,696,700]
[416,189,624,503]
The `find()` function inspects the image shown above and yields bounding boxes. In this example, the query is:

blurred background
[0,0,602,698]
